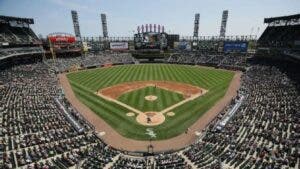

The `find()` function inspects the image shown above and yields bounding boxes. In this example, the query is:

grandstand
[0,16,40,45]
[0,15,44,68]
[257,14,300,60]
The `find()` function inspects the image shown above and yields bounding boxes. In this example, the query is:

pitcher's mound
[136,112,165,126]
[145,95,158,101]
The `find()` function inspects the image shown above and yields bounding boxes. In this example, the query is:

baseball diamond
[65,64,235,140]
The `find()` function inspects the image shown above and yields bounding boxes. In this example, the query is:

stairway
[103,154,120,169]
[177,151,198,169]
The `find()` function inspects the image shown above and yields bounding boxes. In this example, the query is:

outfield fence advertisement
[223,41,248,52]
[110,42,128,50]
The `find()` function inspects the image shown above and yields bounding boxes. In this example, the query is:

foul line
[97,93,143,114]
[158,91,207,114]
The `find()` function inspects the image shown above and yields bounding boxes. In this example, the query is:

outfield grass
[67,64,234,140]
[118,86,184,112]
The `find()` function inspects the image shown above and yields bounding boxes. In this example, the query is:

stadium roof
[0,15,34,24]
[264,14,300,24]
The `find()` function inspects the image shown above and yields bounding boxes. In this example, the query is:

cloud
[49,0,88,10]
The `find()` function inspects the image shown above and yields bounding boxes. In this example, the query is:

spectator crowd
[46,52,136,72]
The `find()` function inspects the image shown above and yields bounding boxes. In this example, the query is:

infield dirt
[98,80,204,99]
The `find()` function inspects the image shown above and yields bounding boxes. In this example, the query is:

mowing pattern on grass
[118,86,184,112]
[67,64,234,140]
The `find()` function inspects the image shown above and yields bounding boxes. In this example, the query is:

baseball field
[66,64,234,140]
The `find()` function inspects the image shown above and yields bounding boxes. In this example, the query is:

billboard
[48,35,76,43]
[224,41,248,52]
[110,42,128,50]
[48,33,76,44]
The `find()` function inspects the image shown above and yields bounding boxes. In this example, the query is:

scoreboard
[134,32,168,50]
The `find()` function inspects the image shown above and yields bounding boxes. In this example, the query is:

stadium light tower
[101,14,108,38]
[193,13,200,37]
[219,10,229,38]
[71,10,81,40]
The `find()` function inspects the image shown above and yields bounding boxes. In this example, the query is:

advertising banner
[224,41,248,52]
[110,42,128,50]
[48,36,76,43]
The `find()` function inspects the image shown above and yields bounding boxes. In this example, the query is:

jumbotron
[0,9,299,169]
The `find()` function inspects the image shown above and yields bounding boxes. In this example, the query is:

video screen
[134,33,167,50]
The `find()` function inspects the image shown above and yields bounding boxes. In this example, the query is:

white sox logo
[145,128,156,138]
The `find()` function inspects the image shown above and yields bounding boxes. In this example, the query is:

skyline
[0,0,299,37]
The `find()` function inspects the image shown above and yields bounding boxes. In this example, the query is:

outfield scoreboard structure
[134,24,180,50]
[134,32,168,50]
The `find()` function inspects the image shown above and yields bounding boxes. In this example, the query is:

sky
[0,0,299,38]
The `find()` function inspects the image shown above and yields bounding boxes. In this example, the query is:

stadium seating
[154,153,191,169]
[258,25,300,48]
[167,52,248,69]
[0,47,44,60]
[0,17,43,62]
[0,23,39,45]
[0,63,115,168]
[45,51,249,73]
[46,52,136,72]
[111,156,148,169]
